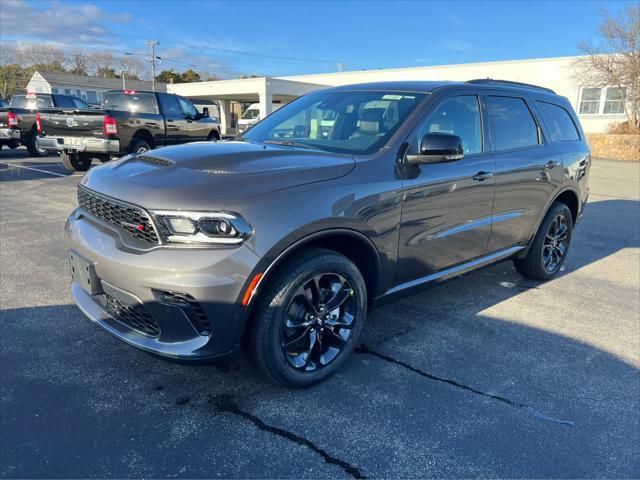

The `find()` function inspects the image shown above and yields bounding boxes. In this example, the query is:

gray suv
[66,80,591,387]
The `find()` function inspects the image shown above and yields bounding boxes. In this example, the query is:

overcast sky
[0,0,635,78]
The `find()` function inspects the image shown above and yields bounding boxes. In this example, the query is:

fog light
[198,218,236,237]
[166,217,197,234]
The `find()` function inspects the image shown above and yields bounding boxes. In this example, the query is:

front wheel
[244,248,367,387]
[60,151,92,172]
[514,202,573,280]
[207,131,220,142]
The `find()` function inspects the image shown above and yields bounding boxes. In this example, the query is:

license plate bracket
[69,250,102,295]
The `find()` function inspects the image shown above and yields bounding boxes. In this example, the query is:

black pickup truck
[0,93,90,156]
[38,90,221,171]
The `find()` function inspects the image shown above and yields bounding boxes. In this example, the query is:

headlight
[151,210,253,246]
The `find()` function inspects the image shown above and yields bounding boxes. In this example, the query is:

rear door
[397,93,496,284]
[485,94,562,252]
[157,93,187,144]
[177,96,209,141]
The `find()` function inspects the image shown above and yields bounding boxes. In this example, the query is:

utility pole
[120,69,126,90]
[336,62,346,72]
[146,39,160,92]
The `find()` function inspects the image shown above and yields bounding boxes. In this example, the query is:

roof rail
[466,79,556,94]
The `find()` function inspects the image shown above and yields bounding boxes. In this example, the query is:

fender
[233,227,382,343]
[516,186,580,259]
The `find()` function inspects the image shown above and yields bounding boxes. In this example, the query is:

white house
[167,55,628,135]
[25,71,166,105]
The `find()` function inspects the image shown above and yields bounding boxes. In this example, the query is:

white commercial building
[168,55,627,136]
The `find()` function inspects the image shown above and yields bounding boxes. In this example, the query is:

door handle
[545,160,559,169]
[472,171,493,181]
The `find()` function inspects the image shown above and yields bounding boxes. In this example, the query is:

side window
[72,97,90,109]
[158,94,182,116]
[486,96,539,151]
[54,95,74,108]
[411,95,482,155]
[535,101,580,141]
[177,96,198,118]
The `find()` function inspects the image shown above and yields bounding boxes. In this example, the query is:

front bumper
[0,127,20,141]
[66,208,261,361]
[39,135,120,154]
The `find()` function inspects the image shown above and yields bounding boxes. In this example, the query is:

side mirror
[406,133,464,165]
[202,107,210,118]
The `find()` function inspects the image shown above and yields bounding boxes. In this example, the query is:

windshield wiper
[263,140,314,149]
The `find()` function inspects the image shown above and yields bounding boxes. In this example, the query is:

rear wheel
[244,248,367,387]
[207,131,220,142]
[130,138,151,154]
[26,131,47,157]
[514,202,573,280]
[60,151,92,172]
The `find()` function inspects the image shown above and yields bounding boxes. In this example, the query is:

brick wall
[586,134,640,161]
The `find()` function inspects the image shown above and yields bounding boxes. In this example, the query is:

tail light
[7,111,18,127]
[35,112,43,133]
[103,115,118,135]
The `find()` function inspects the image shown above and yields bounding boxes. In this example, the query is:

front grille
[136,155,173,167]
[99,293,160,337]
[154,290,211,335]
[77,185,159,244]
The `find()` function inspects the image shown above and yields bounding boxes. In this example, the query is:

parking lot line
[0,161,67,177]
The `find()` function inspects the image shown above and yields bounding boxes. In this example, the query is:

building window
[52,87,59,94]
[64,89,71,95]
[579,86,627,115]
[86,91,98,104]
[603,87,625,114]
[579,87,601,114]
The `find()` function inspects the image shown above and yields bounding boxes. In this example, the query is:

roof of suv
[326,80,558,97]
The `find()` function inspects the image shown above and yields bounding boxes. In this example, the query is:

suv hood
[81,141,355,210]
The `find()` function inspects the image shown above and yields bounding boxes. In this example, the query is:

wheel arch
[237,228,382,338]
[129,129,154,151]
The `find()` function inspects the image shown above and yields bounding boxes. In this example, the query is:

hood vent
[136,155,173,167]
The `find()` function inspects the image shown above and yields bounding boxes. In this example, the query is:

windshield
[10,95,53,109]
[242,108,260,120]
[243,90,426,155]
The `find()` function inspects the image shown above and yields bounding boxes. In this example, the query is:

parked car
[236,102,283,135]
[38,90,222,171]
[65,80,591,387]
[0,92,89,155]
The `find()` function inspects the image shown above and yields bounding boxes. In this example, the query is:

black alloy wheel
[542,213,570,274]
[281,273,356,371]
[514,201,573,280]
[244,248,367,387]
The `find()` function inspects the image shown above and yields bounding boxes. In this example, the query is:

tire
[60,151,92,172]
[130,138,151,154]
[8,140,19,149]
[207,131,220,142]
[244,248,367,387]
[514,202,573,280]
[26,131,47,157]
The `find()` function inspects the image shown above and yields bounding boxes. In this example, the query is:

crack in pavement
[211,395,367,479]
[356,344,575,427]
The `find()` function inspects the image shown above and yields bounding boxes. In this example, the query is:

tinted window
[10,95,53,109]
[487,96,539,151]
[102,92,158,114]
[158,94,182,116]
[242,108,260,120]
[536,101,580,141]
[244,90,426,155]
[411,95,482,155]
[72,97,90,109]
[54,95,75,108]
[177,96,198,118]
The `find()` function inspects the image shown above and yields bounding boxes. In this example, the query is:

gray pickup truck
[0,93,90,156]
[38,90,221,171]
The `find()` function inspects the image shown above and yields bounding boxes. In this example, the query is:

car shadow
[1,198,638,477]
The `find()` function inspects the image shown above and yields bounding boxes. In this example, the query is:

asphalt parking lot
[1,148,639,479]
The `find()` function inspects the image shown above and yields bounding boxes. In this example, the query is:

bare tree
[68,52,90,75]
[90,52,116,76]
[117,56,147,80]
[575,5,640,132]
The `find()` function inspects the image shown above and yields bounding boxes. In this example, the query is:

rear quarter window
[535,101,580,141]
[102,93,158,114]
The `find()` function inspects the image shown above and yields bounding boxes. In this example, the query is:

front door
[157,93,188,145]
[178,96,210,141]
[397,94,496,285]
